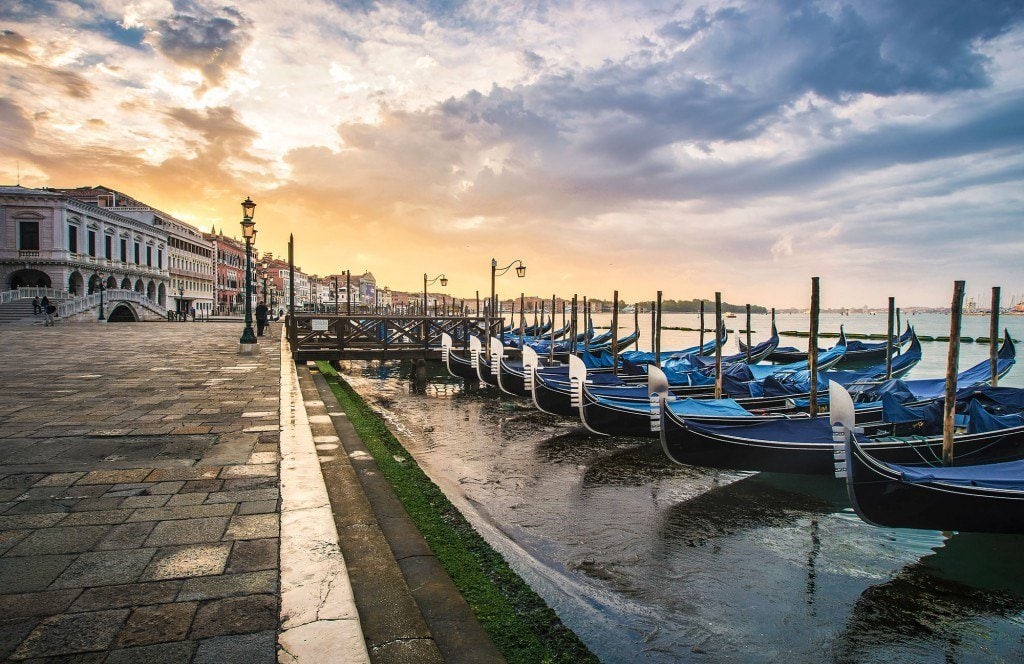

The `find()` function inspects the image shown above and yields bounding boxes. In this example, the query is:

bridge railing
[288,314,505,358]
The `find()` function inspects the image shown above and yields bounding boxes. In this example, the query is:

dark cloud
[0,97,34,154]
[148,0,253,89]
[164,106,260,164]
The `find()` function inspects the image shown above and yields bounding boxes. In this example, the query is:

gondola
[659,345,1019,475]
[844,417,1024,535]
[763,326,911,365]
[441,333,481,384]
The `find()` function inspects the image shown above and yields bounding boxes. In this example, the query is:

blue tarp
[966,399,1024,434]
[893,458,1024,491]
[667,398,753,418]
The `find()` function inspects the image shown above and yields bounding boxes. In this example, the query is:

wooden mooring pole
[611,290,619,376]
[714,292,723,399]
[943,280,966,465]
[656,291,663,366]
[808,277,820,417]
[886,296,895,379]
[650,301,656,354]
[550,294,556,364]
[990,286,1001,387]
[699,299,705,349]
[745,304,751,364]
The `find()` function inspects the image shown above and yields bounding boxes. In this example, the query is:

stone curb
[277,334,369,664]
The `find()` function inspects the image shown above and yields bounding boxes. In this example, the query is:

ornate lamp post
[94,271,105,321]
[178,285,184,318]
[490,258,526,331]
[239,197,257,345]
[423,273,448,316]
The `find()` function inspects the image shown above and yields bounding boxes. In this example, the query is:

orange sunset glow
[2,1,1022,307]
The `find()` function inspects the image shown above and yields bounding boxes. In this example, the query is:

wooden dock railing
[288,314,504,361]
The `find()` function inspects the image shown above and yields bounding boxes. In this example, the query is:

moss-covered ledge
[316,362,598,664]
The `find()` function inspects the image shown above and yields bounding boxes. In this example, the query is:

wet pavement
[0,322,282,662]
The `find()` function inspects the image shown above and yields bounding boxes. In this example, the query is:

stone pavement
[0,322,285,662]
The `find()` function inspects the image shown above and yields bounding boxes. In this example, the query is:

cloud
[0,29,94,98]
[144,0,253,90]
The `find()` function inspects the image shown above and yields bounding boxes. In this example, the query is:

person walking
[41,295,50,316]
[44,302,56,326]
[256,301,269,337]
[32,296,41,314]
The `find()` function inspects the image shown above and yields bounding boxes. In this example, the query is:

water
[337,312,1024,662]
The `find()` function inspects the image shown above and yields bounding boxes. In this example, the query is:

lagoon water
[338,313,1024,663]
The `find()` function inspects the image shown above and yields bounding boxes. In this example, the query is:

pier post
[699,300,705,349]
[990,286,1001,387]
[896,307,902,354]
[745,304,751,364]
[611,290,619,376]
[650,301,656,354]
[288,234,296,348]
[583,297,590,354]
[886,296,895,379]
[634,305,639,350]
[550,294,556,364]
[714,292,723,399]
[944,280,966,465]
[656,291,662,366]
[808,277,820,417]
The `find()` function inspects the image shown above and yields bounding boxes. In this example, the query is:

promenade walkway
[0,321,500,663]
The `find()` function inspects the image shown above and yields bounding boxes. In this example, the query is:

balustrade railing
[56,289,163,318]
[0,287,70,305]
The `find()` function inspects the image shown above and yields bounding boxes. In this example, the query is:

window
[69,226,78,253]
[158,249,163,269]
[134,242,140,264]
[120,238,127,262]
[104,235,112,259]
[88,230,96,257]
[19,221,40,250]
[146,246,152,267]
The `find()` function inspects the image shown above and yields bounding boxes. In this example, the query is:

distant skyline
[2,0,1022,308]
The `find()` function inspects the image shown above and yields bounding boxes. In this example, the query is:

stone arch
[88,273,102,294]
[158,283,167,307]
[8,269,52,289]
[121,277,131,289]
[146,280,156,301]
[68,271,85,296]
[107,303,139,322]
[134,279,144,293]
[106,276,117,290]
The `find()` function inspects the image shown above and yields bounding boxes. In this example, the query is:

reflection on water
[339,357,1024,663]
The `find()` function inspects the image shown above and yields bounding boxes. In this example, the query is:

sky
[1,0,1023,308]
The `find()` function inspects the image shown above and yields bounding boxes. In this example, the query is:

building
[53,186,214,316]
[206,229,251,314]
[1,185,170,305]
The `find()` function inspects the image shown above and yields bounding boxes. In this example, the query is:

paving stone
[140,543,232,581]
[145,517,229,547]
[77,470,153,485]
[221,477,277,491]
[6,525,111,556]
[4,498,76,515]
[69,496,126,512]
[0,513,65,530]
[115,601,197,648]
[180,479,222,493]
[0,555,77,593]
[204,488,279,504]
[71,581,182,612]
[12,608,129,658]
[51,548,157,589]
[125,503,236,523]
[248,452,278,464]
[0,529,29,555]
[177,570,277,601]
[0,617,40,660]
[0,474,46,490]
[150,481,186,495]
[0,589,81,618]
[120,495,172,509]
[193,629,276,664]
[17,484,109,500]
[93,521,158,551]
[145,468,221,482]
[59,509,134,526]
[225,538,278,574]
[224,514,279,540]
[166,492,208,506]
[188,595,277,640]
[105,639,196,663]
[237,500,278,515]
[219,464,277,479]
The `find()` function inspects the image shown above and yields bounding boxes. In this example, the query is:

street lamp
[94,271,105,321]
[239,196,257,345]
[490,258,525,329]
[424,273,448,316]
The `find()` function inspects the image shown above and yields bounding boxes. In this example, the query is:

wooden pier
[288,313,503,361]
